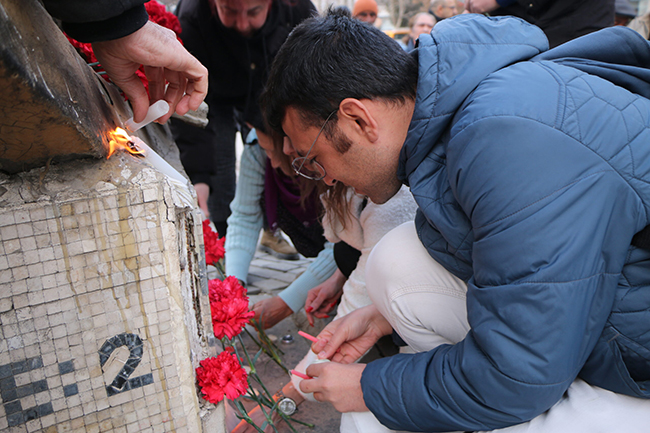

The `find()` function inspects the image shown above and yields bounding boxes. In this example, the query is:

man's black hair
[261,6,418,137]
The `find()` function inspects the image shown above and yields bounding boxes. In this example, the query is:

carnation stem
[244,325,289,374]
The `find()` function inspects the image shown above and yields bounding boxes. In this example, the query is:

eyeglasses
[291,110,337,181]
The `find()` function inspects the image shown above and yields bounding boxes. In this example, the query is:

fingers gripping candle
[124,100,170,133]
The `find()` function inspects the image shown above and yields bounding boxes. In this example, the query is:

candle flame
[107,127,145,159]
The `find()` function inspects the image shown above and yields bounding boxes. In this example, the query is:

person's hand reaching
[251,296,293,329]
[304,268,346,326]
[93,20,208,123]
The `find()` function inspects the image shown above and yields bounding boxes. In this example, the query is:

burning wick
[298,331,319,343]
[290,370,312,380]
[124,100,170,133]
[107,127,144,159]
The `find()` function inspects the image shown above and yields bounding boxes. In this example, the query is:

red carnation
[209,277,254,340]
[203,220,225,265]
[145,0,183,37]
[196,352,248,403]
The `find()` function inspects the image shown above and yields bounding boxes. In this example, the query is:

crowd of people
[43,0,650,432]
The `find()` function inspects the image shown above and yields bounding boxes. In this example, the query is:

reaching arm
[225,145,267,283]
[42,0,207,123]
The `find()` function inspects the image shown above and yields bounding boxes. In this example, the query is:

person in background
[615,0,637,26]
[230,182,417,433]
[629,4,650,39]
[41,0,208,124]
[429,0,459,21]
[401,12,436,51]
[224,131,336,315]
[352,0,378,25]
[464,0,615,48]
[170,0,315,246]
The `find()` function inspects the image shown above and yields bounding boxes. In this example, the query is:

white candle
[124,100,170,133]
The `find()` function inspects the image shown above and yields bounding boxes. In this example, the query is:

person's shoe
[259,229,299,260]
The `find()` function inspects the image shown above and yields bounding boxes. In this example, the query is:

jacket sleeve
[41,0,148,42]
[278,243,336,312]
[224,145,266,284]
[361,115,643,431]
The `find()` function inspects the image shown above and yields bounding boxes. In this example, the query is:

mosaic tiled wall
[0,154,217,432]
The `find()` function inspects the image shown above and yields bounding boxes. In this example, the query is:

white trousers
[352,221,650,433]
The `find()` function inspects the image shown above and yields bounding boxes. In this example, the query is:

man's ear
[338,98,379,142]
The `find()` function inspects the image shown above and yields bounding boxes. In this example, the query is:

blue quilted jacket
[361,15,650,432]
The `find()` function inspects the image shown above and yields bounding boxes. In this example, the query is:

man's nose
[283,137,294,156]
[235,14,250,34]
[323,175,337,186]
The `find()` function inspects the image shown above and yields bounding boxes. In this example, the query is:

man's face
[434,0,457,18]
[354,10,377,24]
[410,14,435,40]
[281,107,403,204]
[214,0,272,37]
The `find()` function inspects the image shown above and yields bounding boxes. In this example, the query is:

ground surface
[237,248,342,433]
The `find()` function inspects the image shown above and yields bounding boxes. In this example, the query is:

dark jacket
[361,15,650,431]
[492,0,615,47]
[172,0,316,185]
[41,0,149,42]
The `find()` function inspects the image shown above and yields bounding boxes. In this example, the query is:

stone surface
[0,154,215,432]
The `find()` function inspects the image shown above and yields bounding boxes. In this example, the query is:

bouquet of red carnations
[198,221,310,432]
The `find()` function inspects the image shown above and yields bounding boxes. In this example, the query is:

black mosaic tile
[38,402,54,417]
[7,411,25,427]
[122,364,135,376]
[63,383,78,397]
[112,374,127,390]
[58,360,74,375]
[4,400,22,415]
[28,357,43,371]
[11,360,28,375]
[24,406,38,421]
[1,387,18,403]
[130,345,143,359]
[126,358,140,369]
[129,375,142,389]
[0,364,12,379]
[16,383,34,399]
[0,376,16,391]
[141,373,154,386]
[33,379,48,393]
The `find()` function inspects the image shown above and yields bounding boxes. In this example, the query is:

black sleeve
[41,0,149,42]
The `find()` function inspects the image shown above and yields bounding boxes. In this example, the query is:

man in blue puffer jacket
[261,9,650,433]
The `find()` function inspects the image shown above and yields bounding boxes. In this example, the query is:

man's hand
[465,0,499,14]
[300,362,368,413]
[311,304,392,364]
[251,296,293,329]
[305,269,346,326]
[93,21,208,123]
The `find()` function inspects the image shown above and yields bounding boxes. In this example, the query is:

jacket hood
[399,14,650,182]
[399,14,548,182]
[532,25,650,99]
